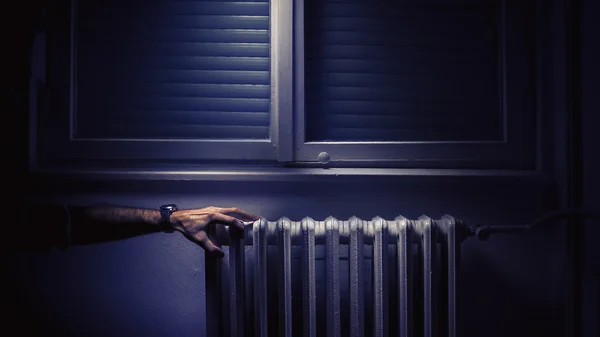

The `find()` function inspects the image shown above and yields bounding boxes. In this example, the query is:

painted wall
[581,0,600,335]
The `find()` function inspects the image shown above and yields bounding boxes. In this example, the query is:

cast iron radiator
[205,215,469,337]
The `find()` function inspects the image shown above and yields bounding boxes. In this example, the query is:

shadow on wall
[460,236,566,337]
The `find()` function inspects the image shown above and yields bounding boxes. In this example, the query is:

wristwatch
[159,204,178,233]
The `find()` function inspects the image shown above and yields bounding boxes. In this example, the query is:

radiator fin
[229,224,245,337]
[302,218,317,337]
[277,218,293,337]
[325,217,341,337]
[349,216,365,337]
[372,217,389,337]
[395,216,413,337]
[253,219,268,337]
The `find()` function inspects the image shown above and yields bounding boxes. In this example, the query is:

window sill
[29,165,553,185]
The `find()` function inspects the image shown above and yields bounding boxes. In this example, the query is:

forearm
[8,204,168,252]
[10,202,259,256]
[69,205,166,245]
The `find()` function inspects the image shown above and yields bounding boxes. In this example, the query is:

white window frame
[286,0,538,169]
[31,0,292,171]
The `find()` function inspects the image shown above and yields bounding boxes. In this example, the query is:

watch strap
[159,204,178,233]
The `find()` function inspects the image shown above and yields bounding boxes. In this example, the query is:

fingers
[219,207,260,221]
[197,234,225,258]
[210,212,244,231]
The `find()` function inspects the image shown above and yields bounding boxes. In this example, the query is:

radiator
[205,215,468,337]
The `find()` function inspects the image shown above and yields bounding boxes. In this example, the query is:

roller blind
[75,0,270,140]
[304,0,503,142]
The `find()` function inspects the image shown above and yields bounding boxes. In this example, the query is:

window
[36,0,280,166]
[292,0,538,168]
[33,0,540,171]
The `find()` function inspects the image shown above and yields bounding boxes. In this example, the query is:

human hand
[169,206,259,257]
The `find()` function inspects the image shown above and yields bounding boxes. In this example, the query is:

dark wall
[581,0,600,336]
[2,1,597,337]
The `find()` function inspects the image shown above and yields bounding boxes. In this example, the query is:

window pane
[75,0,270,140]
[304,0,502,142]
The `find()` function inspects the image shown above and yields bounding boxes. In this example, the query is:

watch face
[161,204,178,212]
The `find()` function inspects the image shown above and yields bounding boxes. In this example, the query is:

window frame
[32,0,290,171]
[288,0,539,169]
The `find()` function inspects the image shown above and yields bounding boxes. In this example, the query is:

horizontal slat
[322,113,496,130]
[307,58,490,75]
[104,97,269,112]
[310,127,497,142]
[307,74,495,89]
[93,83,270,99]
[78,42,269,57]
[79,29,269,43]
[78,69,270,85]
[124,56,269,71]
[314,85,496,101]
[306,44,495,60]
[80,1,269,16]
[157,15,269,29]
[80,14,269,29]
[79,52,270,71]
[79,124,269,139]
[152,1,270,15]
[77,110,270,127]
[306,100,496,115]
[305,15,493,33]
[306,30,493,47]
[304,1,493,17]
